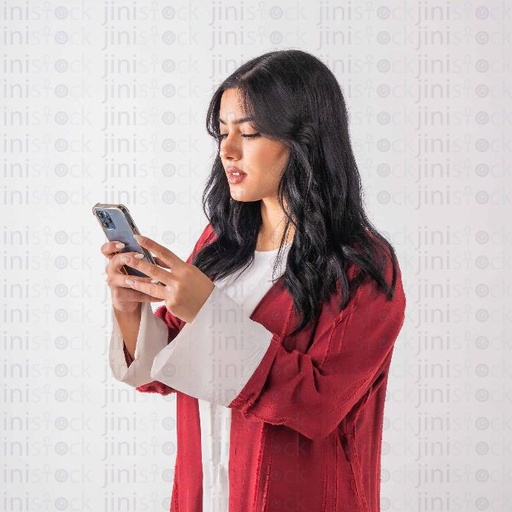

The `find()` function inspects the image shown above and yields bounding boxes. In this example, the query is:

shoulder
[359,235,405,317]
[343,230,404,310]
[350,228,400,277]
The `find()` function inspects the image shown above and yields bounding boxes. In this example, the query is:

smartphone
[92,202,157,279]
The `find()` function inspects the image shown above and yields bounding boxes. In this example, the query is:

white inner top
[199,242,291,511]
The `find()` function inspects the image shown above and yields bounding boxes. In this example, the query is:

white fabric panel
[109,302,169,387]
[149,284,274,405]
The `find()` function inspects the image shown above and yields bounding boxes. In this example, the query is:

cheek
[261,143,289,170]
[244,142,289,184]
[268,148,290,178]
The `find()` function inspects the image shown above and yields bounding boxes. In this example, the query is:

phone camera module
[98,210,115,230]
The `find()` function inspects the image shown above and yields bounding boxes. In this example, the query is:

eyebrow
[218,116,254,125]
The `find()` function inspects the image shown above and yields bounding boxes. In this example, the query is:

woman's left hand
[121,234,215,323]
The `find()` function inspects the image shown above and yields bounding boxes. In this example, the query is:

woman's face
[218,88,290,203]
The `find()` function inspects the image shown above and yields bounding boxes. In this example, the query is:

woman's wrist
[114,303,142,360]
[114,302,142,316]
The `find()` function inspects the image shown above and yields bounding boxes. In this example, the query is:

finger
[120,254,173,287]
[154,256,170,269]
[127,290,164,303]
[124,276,166,301]
[110,251,145,274]
[101,241,127,257]
[109,274,163,294]
[133,234,184,271]
[111,286,163,304]
[106,273,153,291]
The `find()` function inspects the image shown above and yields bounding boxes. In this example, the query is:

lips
[227,166,247,185]
[227,166,247,176]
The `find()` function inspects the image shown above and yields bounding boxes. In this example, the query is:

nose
[219,135,241,161]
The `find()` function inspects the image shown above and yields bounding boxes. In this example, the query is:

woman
[102,49,406,512]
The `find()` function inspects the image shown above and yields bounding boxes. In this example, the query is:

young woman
[101,49,406,512]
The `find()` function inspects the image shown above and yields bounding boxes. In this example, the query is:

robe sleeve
[147,243,406,441]
[107,222,216,395]
[109,301,170,387]
[149,284,274,404]
[133,302,186,395]
[231,248,406,440]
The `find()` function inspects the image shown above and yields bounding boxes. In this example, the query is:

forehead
[219,88,247,121]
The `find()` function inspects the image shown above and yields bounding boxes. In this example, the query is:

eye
[216,131,260,141]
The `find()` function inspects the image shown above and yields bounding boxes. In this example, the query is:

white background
[1,1,511,511]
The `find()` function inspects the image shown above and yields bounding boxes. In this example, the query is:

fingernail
[133,234,142,242]
[115,242,125,249]
[121,256,130,263]
[134,253,144,259]
[125,279,135,286]
[150,278,159,284]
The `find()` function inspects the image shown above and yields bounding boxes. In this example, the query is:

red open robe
[122,223,406,511]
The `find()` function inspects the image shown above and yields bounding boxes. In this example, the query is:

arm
[133,303,186,395]
[115,303,141,361]
[232,269,406,440]
[108,301,177,391]
[149,284,274,404]
[148,246,406,440]
[108,222,216,394]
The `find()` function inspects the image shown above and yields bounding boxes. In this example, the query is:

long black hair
[192,49,400,336]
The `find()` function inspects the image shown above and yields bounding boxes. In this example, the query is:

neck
[258,198,295,249]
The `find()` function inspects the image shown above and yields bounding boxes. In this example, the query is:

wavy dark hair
[192,49,400,336]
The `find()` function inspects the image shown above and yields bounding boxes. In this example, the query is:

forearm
[113,303,142,360]
[150,286,273,405]
[110,302,171,388]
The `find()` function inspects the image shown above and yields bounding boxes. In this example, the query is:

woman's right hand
[101,241,164,314]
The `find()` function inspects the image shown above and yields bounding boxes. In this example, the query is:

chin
[229,191,253,202]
